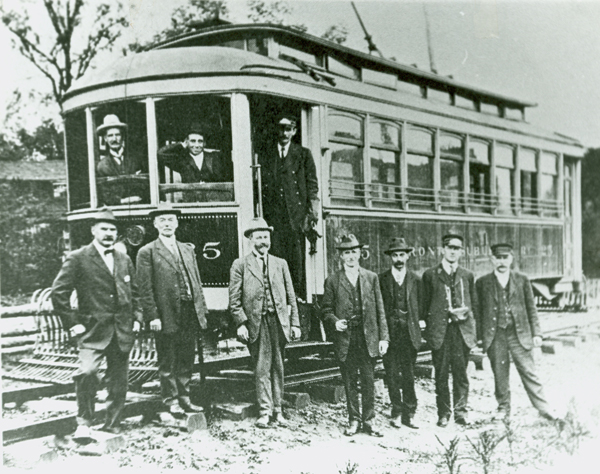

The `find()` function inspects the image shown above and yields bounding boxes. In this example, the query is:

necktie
[104,248,114,255]
[262,256,268,275]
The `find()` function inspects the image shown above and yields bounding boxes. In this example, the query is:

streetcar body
[62,23,584,335]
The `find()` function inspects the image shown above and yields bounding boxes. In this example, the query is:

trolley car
[62,22,584,338]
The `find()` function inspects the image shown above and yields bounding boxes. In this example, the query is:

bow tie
[104,248,115,255]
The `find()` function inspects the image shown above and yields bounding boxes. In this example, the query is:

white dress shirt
[190,152,204,172]
[278,142,292,159]
[441,259,458,276]
[159,235,178,254]
[109,146,124,166]
[391,266,407,286]
[494,270,510,288]
[93,240,114,274]
[344,266,360,286]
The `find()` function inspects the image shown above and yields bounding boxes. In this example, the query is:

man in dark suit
[476,243,560,423]
[229,217,300,428]
[379,237,422,429]
[136,203,208,415]
[158,123,232,184]
[259,113,319,299]
[422,233,478,427]
[95,114,146,205]
[51,208,142,438]
[322,234,389,437]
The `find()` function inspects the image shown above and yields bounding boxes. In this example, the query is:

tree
[321,24,348,45]
[581,148,600,278]
[1,0,128,110]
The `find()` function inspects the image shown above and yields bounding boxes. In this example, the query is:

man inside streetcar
[258,113,319,299]
[96,114,146,205]
[158,122,232,184]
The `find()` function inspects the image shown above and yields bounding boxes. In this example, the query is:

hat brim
[90,217,118,225]
[336,244,364,250]
[149,209,182,218]
[97,123,127,133]
[384,247,414,255]
[244,226,274,238]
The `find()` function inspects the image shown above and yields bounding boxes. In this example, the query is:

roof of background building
[0,160,66,182]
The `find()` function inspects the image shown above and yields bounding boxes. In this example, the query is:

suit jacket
[51,243,143,352]
[136,238,208,334]
[260,141,319,233]
[475,271,541,351]
[422,264,478,350]
[229,253,299,344]
[379,269,422,350]
[96,153,140,177]
[158,143,232,183]
[321,268,389,362]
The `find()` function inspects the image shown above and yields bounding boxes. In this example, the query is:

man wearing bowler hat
[258,113,319,299]
[422,233,478,427]
[476,243,561,423]
[158,122,232,184]
[229,217,300,428]
[51,207,142,438]
[321,234,389,437]
[379,237,422,429]
[136,203,208,415]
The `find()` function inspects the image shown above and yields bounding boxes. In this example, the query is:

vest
[261,256,276,314]
[171,245,193,301]
[495,277,513,329]
[392,278,408,325]
[346,275,363,329]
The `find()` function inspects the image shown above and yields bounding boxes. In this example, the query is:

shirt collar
[109,146,124,160]
[494,270,511,288]
[391,266,406,284]
[159,235,177,248]
[279,142,291,157]
[441,259,458,275]
[252,249,267,260]
[93,239,113,256]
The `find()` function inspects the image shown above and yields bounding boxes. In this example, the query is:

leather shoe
[390,414,403,428]
[401,416,419,429]
[362,423,383,437]
[437,415,450,428]
[99,424,123,435]
[271,412,288,427]
[455,416,469,427]
[344,420,360,436]
[255,415,270,429]
[180,402,203,413]
[167,403,185,416]
[72,425,94,442]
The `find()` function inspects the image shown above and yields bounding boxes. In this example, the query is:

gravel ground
[3,312,600,473]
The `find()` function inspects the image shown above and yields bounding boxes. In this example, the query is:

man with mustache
[51,208,142,438]
[475,243,561,423]
[379,238,422,429]
[136,203,208,416]
[229,217,300,428]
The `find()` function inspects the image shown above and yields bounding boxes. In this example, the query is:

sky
[1,0,600,148]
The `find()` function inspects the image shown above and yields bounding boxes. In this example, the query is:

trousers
[431,323,471,419]
[74,335,130,428]
[248,311,286,417]
[382,324,418,417]
[339,326,376,424]
[487,325,552,416]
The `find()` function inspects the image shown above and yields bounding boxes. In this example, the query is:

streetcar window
[396,80,423,97]
[363,69,397,89]
[504,107,524,121]
[221,39,246,50]
[455,94,476,110]
[328,111,364,205]
[64,110,89,211]
[480,102,500,116]
[93,102,150,207]
[278,42,324,67]
[247,37,268,56]
[328,56,360,80]
[540,151,558,216]
[428,88,452,105]
[439,133,464,208]
[406,126,434,208]
[155,95,233,204]
[495,144,515,215]
[469,139,491,211]
[369,120,400,206]
[520,148,538,214]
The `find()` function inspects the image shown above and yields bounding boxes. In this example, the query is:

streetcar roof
[150,23,537,110]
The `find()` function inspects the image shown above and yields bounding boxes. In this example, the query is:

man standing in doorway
[476,243,562,423]
[229,217,300,428]
[379,237,422,429]
[422,234,478,427]
[136,203,208,415]
[259,113,319,299]
[51,207,142,438]
[321,234,389,437]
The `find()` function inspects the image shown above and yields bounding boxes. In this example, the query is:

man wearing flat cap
[258,113,319,299]
[321,234,389,437]
[96,114,146,205]
[51,207,142,438]
[158,123,232,184]
[476,243,561,423]
[229,217,300,428]
[379,238,422,429]
[422,233,478,427]
[136,203,208,415]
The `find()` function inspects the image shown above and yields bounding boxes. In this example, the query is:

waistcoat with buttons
[495,277,513,329]
[392,279,408,324]
[346,275,363,329]
[171,245,193,301]
[262,257,276,314]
